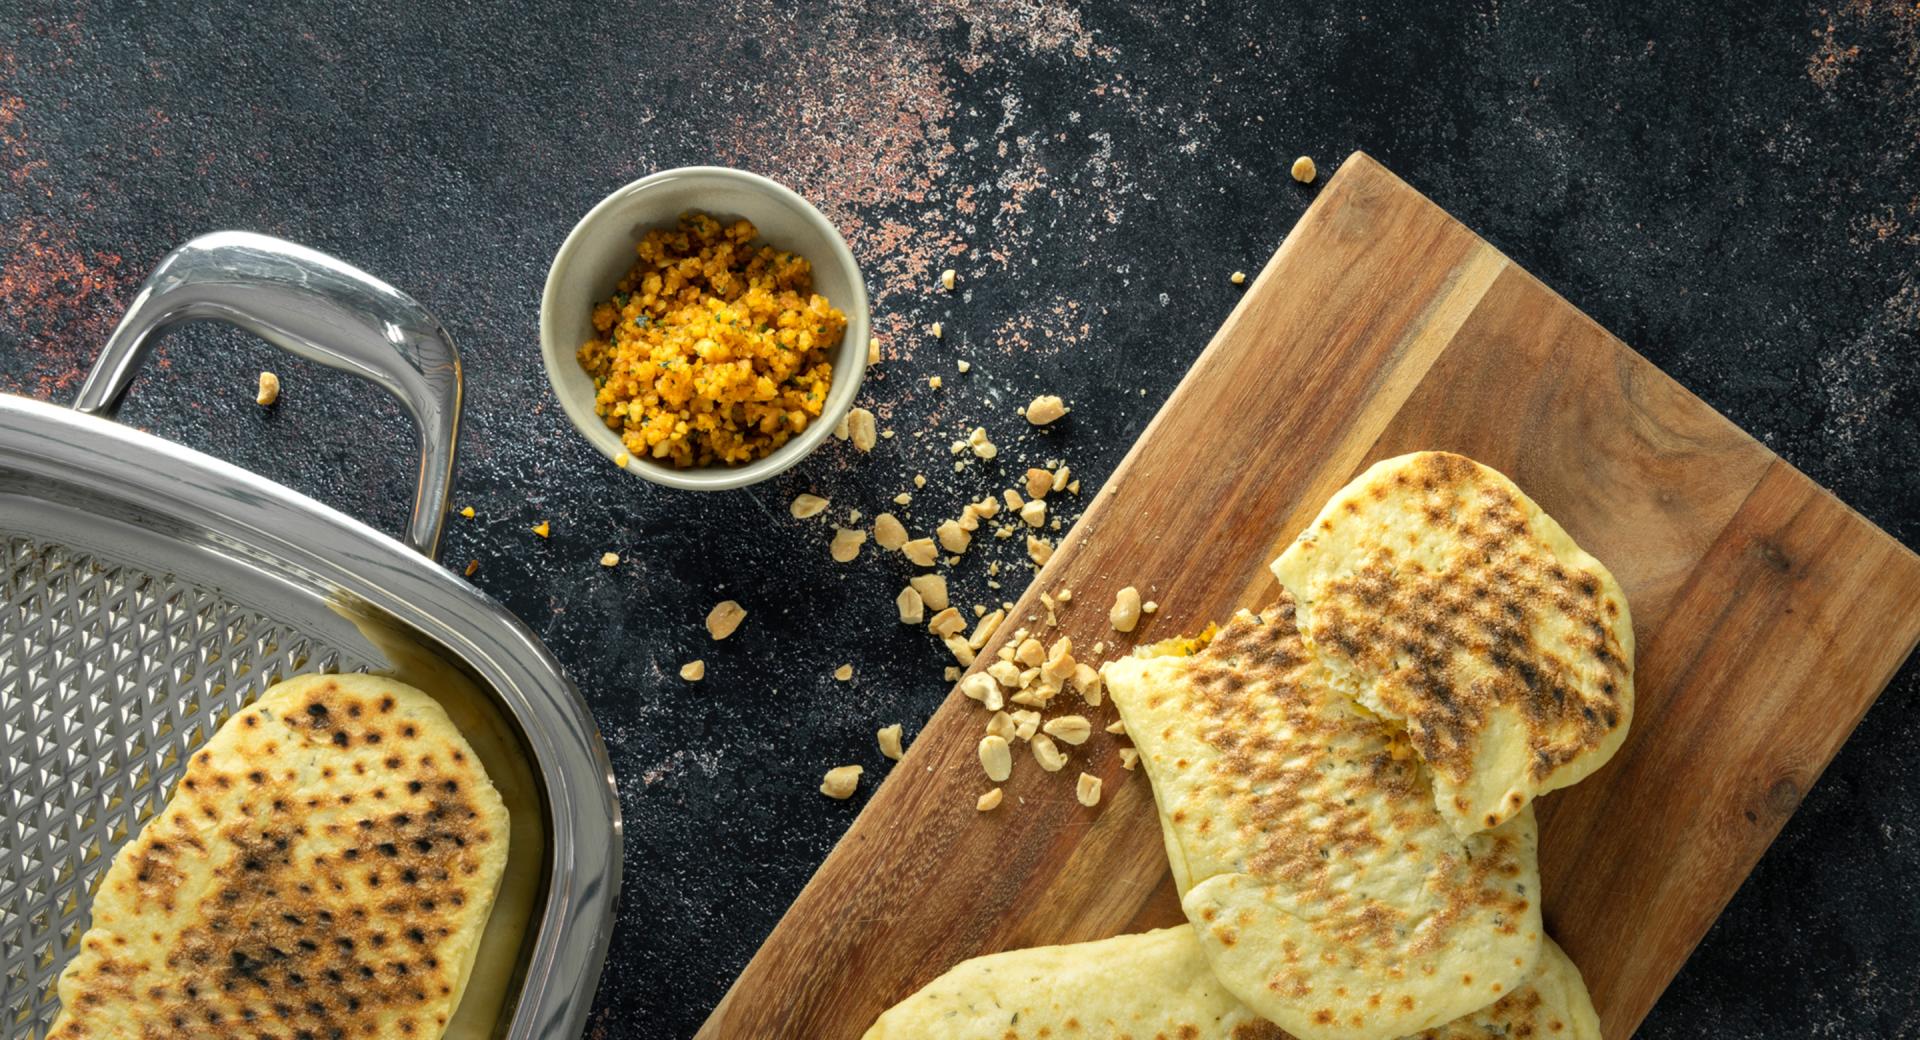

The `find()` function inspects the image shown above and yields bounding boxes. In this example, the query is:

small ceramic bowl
[540,167,870,491]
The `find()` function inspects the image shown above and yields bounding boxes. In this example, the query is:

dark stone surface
[3,1,1917,1036]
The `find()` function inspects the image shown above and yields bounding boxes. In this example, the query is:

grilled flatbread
[1103,604,1543,1040]
[1270,452,1633,836]
[863,926,1599,1040]
[48,674,509,1040]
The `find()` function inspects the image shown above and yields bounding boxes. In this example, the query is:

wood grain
[698,153,1920,1040]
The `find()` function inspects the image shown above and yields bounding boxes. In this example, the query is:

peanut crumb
[1027,536,1054,565]
[930,322,943,339]
[459,506,475,518]
[941,268,957,290]
[706,600,747,640]
[902,537,939,566]
[463,559,479,576]
[956,359,971,372]
[614,451,631,467]
[1019,500,1047,527]
[1119,747,1139,770]
[1025,468,1053,499]
[868,336,882,364]
[979,735,1013,782]
[896,585,925,624]
[255,370,280,406]
[929,607,967,639]
[820,764,863,800]
[599,552,620,567]
[910,574,950,611]
[1142,600,1159,614]
[790,493,831,519]
[680,660,706,681]
[1109,586,1142,632]
[1076,772,1103,807]
[1291,154,1317,183]
[1230,270,1247,285]
[914,473,927,488]
[929,375,944,389]
[874,512,909,550]
[846,407,878,453]
[1031,733,1067,772]
[976,787,1003,812]
[877,723,904,760]
[830,527,867,562]
[1025,394,1068,425]
[834,663,854,681]
[532,521,550,538]
[967,426,998,459]
[893,492,912,505]
[1105,719,1126,735]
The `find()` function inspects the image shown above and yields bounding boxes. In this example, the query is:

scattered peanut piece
[706,600,747,640]
[877,724,904,760]
[914,473,927,488]
[1105,719,1126,735]
[967,426,998,460]
[929,375,944,389]
[902,538,939,567]
[893,492,912,506]
[956,359,971,373]
[1030,733,1067,772]
[614,451,631,467]
[941,268,957,290]
[1230,270,1247,285]
[255,370,281,406]
[790,493,831,519]
[820,764,863,800]
[834,663,854,681]
[977,787,1004,812]
[1072,663,1104,706]
[1076,772,1103,807]
[459,505,475,518]
[987,659,1023,689]
[967,609,1005,651]
[909,574,950,611]
[930,322,944,339]
[868,336,882,364]
[1043,715,1093,745]
[986,710,1016,741]
[1119,747,1140,770]
[1142,600,1159,615]
[1019,500,1047,527]
[1025,394,1068,425]
[464,559,479,576]
[1024,468,1052,499]
[929,607,967,638]
[1291,155,1317,183]
[532,521,550,538]
[979,735,1013,782]
[961,672,1005,711]
[873,512,909,550]
[1012,709,1042,742]
[896,585,926,625]
[680,660,706,681]
[830,527,867,563]
[846,407,878,453]
[937,519,972,553]
[944,635,976,665]
[1027,536,1054,566]
[1109,586,1142,632]
[1015,638,1046,667]
[1052,466,1071,493]
[599,552,620,567]
[833,414,850,440]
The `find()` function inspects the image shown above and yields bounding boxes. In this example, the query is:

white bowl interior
[541,168,869,491]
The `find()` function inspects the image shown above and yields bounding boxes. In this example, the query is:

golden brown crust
[49,675,507,1040]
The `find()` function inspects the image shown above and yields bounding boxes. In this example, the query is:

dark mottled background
[4,1,1917,1037]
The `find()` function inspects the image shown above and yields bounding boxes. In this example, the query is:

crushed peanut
[600,552,620,567]
[830,527,867,562]
[967,426,998,460]
[956,359,971,373]
[255,370,280,406]
[914,473,927,488]
[987,659,1023,689]
[1015,638,1046,667]
[896,586,925,624]
[790,493,831,519]
[846,407,878,452]
[1142,600,1159,615]
[941,268,957,290]
[1025,394,1068,425]
[1109,586,1142,632]
[1230,270,1247,285]
[979,735,1013,782]
[706,600,747,640]
[877,724,904,760]
[1043,715,1093,745]
[615,451,631,467]
[986,710,1016,741]
[1075,772,1103,807]
[868,336,882,364]
[1019,500,1047,527]
[459,506,476,519]
[893,492,912,505]
[1030,733,1067,772]
[1027,536,1054,566]
[1291,154,1317,183]
[834,663,854,681]
[1052,466,1071,493]
[532,521,550,538]
[1073,663,1104,706]
[976,787,1004,812]
[929,375,944,389]
[937,519,972,553]
[1119,747,1140,770]
[960,672,1004,711]
[909,574,950,611]
[820,764,863,800]
[1011,709,1042,741]
[873,512,909,550]
[944,635,976,665]
[930,322,943,339]
[902,538,939,566]
[929,607,967,638]
[679,660,706,681]
[1105,719,1126,735]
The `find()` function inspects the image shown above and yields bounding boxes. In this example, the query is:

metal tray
[0,233,621,1039]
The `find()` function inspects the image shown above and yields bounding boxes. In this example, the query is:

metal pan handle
[73,231,461,558]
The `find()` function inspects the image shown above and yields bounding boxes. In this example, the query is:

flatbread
[1270,451,1634,836]
[862,925,1282,1040]
[1103,604,1543,1040]
[48,674,510,1040]
[863,926,1599,1040]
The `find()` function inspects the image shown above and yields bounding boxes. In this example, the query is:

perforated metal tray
[0,233,621,1039]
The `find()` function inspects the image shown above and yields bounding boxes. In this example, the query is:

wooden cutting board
[698,152,1920,1040]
